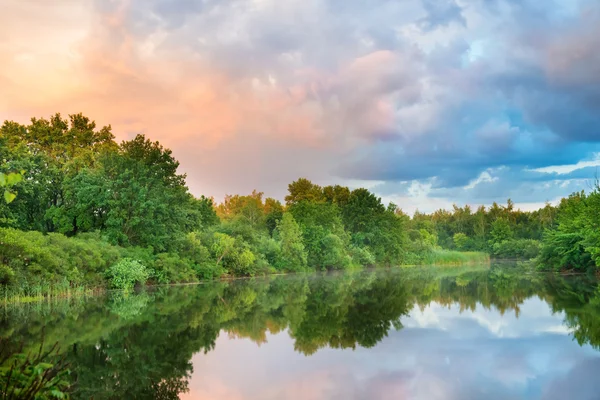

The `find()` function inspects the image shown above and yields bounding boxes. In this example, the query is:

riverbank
[0,227,491,305]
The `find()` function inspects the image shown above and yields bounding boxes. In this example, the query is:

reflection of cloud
[404,298,570,339]
[541,357,600,400]
[180,379,245,400]
[183,298,600,400]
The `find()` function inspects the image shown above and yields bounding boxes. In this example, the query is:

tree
[323,185,350,207]
[489,218,513,245]
[285,178,324,206]
[275,213,307,271]
[0,114,116,232]
[264,197,284,235]
[341,188,386,235]
[217,190,265,228]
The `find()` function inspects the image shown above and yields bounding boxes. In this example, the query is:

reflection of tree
[2,265,600,398]
[543,274,600,349]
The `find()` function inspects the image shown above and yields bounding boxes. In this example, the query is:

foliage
[275,213,307,271]
[536,190,600,271]
[491,239,541,259]
[105,259,150,291]
[0,171,23,204]
[7,112,596,300]
[0,336,70,399]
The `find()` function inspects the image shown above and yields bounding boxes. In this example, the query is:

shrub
[349,245,375,266]
[321,234,351,270]
[492,239,541,259]
[453,233,470,251]
[105,258,149,291]
[150,253,197,284]
[225,247,257,276]
[194,261,224,280]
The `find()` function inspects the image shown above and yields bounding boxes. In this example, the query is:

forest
[1,113,600,298]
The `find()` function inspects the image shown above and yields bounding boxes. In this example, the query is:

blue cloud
[418,0,466,31]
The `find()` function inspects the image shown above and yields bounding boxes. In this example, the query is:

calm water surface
[2,264,600,399]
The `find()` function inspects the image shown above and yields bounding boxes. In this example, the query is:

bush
[349,245,375,266]
[194,261,224,280]
[321,234,351,270]
[491,239,541,259]
[105,259,149,291]
[150,253,197,284]
[453,233,470,251]
[225,247,257,276]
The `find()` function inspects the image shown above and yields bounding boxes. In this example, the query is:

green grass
[408,249,490,266]
[0,278,103,305]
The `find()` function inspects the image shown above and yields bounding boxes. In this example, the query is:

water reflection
[2,264,600,399]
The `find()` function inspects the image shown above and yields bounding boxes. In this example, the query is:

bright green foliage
[151,253,197,284]
[492,239,540,259]
[453,233,470,251]
[0,171,23,204]
[105,259,150,291]
[406,198,550,261]
[226,247,257,276]
[320,234,351,270]
[90,136,190,251]
[210,232,236,267]
[537,191,598,270]
[275,213,307,271]
[0,337,71,399]
[289,200,351,267]
[349,245,375,266]
[217,190,267,229]
[489,218,514,245]
[10,111,600,297]
[0,114,116,233]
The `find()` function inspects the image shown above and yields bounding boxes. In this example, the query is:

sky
[1,0,599,213]
[181,298,600,400]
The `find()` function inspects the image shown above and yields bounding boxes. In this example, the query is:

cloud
[181,296,600,400]
[1,0,599,207]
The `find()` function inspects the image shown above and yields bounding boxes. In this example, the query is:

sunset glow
[2,0,599,211]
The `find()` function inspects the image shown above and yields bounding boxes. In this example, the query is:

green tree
[275,213,307,271]
[341,188,386,236]
[453,232,470,251]
[264,197,284,236]
[284,178,324,206]
[489,218,513,245]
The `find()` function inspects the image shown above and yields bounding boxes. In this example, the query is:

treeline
[2,113,487,296]
[406,186,600,272]
[1,113,597,294]
[405,199,555,260]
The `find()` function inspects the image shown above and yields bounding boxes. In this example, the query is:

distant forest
[1,114,599,296]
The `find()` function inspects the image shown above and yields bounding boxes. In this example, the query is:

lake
[2,263,600,399]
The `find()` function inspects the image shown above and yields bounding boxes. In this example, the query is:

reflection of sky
[181,298,600,400]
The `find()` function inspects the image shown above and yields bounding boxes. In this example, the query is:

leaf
[6,172,23,185]
[0,172,5,186]
[4,190,17,203]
